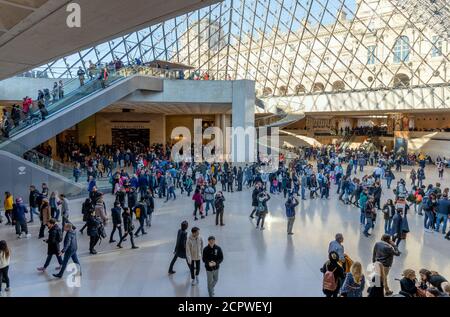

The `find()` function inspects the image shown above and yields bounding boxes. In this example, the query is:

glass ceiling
[23,0,449,102]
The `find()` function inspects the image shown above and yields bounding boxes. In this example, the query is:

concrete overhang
[0,0,221,80]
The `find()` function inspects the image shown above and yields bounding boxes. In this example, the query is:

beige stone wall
[165,114,217,144]
[78,113,167,145]
[414,113,450,131]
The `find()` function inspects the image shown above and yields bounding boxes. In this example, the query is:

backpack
[323,267,337,291]
[135,207,141,219]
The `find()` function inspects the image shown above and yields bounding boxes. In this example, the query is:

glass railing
[1,65,180,142]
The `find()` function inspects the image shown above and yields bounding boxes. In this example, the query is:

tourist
[134,200,148,237]
[419,269,448,292]
[214,191,225,226]
[328,233,345,267]
[423,192,438,232]
[249,183,261,218]
[168,221,189,275]
[86,210,103,255]
[367,261,385,297]
[399,269,423,297]
[28,185,41,223]
[77,67,86,86]
[38,198,51,239]
[109,201,123,243]
[435,191,450,234]
[363,196,376,237]
[204,183,216,216]
[59,194,69,228]
[143,189,155,227]
[37,219,63,272]
[3,192,13,225]
[192,188,204,221]
[0,240,11,295]
[382,199,395,234]
[12,197,30,239]
[116,207,138,249]
[186,227,203,286]
[320,251,345,298]
[372,234,401,296]
[202,236,223,297]
[255,190,270,230]
[79,198,93,235]
[285,192,299,235]
[340,262,365,297]
[53,223,81,279]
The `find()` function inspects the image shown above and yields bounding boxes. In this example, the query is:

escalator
[0,67,165,198]
[0,68,164,155]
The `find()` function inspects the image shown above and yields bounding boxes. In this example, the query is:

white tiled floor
[0,164,449,297]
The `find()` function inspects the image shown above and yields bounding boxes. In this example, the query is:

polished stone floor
[1,164,449,297]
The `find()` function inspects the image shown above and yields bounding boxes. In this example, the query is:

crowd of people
[0,140,449,297]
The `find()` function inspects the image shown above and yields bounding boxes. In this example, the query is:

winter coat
[186,234,204,263]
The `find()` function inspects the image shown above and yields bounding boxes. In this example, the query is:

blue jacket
[138,175,149,187]
[340,273,365,297]
[12,203,28,222]
[436,198,450,215]
[62,230,78,254]
[285,197,299,217]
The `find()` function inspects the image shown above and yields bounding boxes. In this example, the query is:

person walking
[372,234,401,296]
[363,196,376,237]
[79,198,93,235]
[435,191,450,234]
[214,191,225,226]
[186,227,203,286]
[249,183,261,218]
[382,199,395,234]
[168,221,189,275]
[38,198,51,239]
[37,219,63,272]
[134,200,148,237]
[0,240,11,295]
[59,194,69,228]
[28,185,41,223]
[109,202,123,243]
[285,192,299,235]
[202,236,224,297]
[53,223,81,279]
[116,207,138,249]
[86,210,102,255]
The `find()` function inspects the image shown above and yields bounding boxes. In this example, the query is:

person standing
[204,183,216,216]
[339,262,365,297]
[256,190,271,230]
[202,236,224,297]
[249,183,261,218]
[328,233,346,269]
[0,240,11,295]
[143,189,155,227]
[53,223,81,279]
[109,202,123,243]
[3,192,13,225]
[285,193,299,235]
[363,196,376,237]
[382,199,395,234]
[168,221,189,275]
[28,185,41,223]
[77,67,86,86]
[192,189,204,221]
[435,191,450,234]
[214,192,225,226]
[372,234,401,296]
[37,219,63,272]
[321,251,345,297]
[58,80,64,99]
[12,197,30,239]
[116,207,138,249]
[186,227,203,286]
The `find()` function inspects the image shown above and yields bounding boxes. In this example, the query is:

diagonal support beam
[0,0,38,11]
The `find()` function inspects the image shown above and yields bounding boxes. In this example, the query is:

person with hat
[168,221,189,275]
[202,236,223,297]
[12,197,30,239]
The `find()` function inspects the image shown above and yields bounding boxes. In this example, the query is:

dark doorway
[112,129,150,148]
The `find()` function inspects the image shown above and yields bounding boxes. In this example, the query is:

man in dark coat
[168,221,189,274]
[53,223,81,278]
[117,207,138,249]
[37,219,63,272]
[249,184,261,218]
[109,201,123,243]
[86,211,102,255]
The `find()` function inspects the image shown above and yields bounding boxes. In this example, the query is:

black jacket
[122,212,134,232]
[202,244,224,271]
[400,278,417,297]
[252,188,261,207]
[29,189,41,208]
[174,229,187,258]
[111,207,122,225]
[86,215,102,237]
[46,225,62,255]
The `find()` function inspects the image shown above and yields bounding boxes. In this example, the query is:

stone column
[231,80,255,163]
